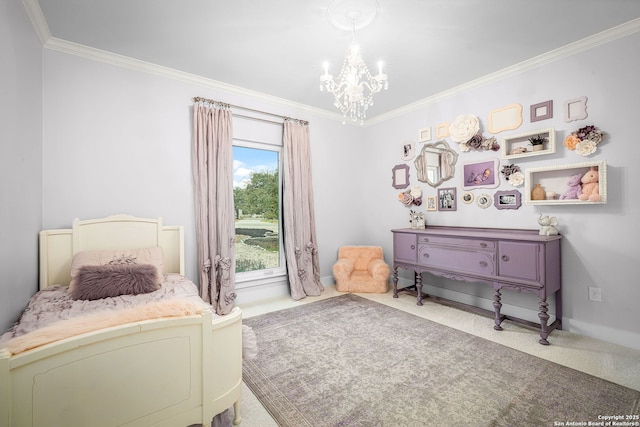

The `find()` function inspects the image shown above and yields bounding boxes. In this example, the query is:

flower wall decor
[501,164,524,187]
[398,185,423,207]
[449,114,479,143]
[563,125,605,156]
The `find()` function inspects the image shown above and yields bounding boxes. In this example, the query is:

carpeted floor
[242,294,640,427]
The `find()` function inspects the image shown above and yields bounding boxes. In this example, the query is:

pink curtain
[282,120,323,299]
[192,102,236,315]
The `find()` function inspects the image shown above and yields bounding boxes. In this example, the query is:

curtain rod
[192,96,308,125]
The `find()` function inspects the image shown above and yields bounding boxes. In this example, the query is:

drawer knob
[410,245,415,250]
[502,255,510,262]
[479,261,488,267]
[423,253,430,258]
[480,242,487,248]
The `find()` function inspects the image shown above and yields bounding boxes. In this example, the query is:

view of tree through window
[233,145,282,275]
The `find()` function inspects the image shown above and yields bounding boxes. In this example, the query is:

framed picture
[437,187,456,211]
[494,190,521,210]
[391,164,410,189]
[402,141,415,161]
[476,193,492,209]
[530,100,553,122]
[463,158,500,190]
[418,127,431,142]
[462,192,474,204]
[564,96,588,122]
[435,122,450,138]
[426,196,437,211]
[488,103,523,134]
[410,211,425,229]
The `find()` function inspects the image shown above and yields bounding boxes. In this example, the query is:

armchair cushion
[333,246,390,293]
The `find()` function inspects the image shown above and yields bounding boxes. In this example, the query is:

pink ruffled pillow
[71,264,160,300]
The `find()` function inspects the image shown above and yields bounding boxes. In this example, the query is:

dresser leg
[493,289,503,331]
[538,299,550,345]
[392,267,399,298]
[415,271,423,306]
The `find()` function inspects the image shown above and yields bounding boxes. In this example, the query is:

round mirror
[414,140,458,187]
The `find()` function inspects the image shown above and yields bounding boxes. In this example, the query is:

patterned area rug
[243,294,639,427]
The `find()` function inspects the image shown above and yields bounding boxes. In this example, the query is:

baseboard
[562,318,640,351]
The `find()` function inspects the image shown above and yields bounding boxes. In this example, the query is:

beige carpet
[241,294,640,426]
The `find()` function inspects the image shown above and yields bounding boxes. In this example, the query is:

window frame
[232,137,286,285]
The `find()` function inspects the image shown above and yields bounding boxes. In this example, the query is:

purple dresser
[392,227,562,345]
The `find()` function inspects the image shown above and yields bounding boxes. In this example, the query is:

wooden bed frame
[0,214,243,427]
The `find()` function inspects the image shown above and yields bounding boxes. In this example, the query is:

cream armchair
[332,246,390,293]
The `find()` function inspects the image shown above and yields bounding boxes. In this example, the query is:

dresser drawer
[418,235,496,250]
[418,245,496,275]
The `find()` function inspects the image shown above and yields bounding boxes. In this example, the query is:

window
[232,141,285,281]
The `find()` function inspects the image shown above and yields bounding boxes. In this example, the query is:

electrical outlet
[588,287,602,302]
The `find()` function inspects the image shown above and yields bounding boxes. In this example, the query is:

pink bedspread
[0,274,209,344]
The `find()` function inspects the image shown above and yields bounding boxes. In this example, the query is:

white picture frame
[488,103,523,134]
[418,127,432,142]
[564,96,588,122]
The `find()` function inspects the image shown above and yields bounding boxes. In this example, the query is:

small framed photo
[476,193,492,209]
[437,187,457,211]
[392,164,410,189]
[426,196,437,211]
[418,127,432,142]
[494,190,522,210]
[462,192,474,204]
[402,141,415,161]
[463,158,500,190]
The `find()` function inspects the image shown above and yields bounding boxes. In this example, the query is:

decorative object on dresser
[410,210,425,229]
[391,226,562,345]
[537,214,559,236]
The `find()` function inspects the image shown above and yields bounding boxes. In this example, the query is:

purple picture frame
[392,164,410,189]
[530,100,553,122]
[494,190,521,210]
[437,187,457,211]
[462,158,500,190]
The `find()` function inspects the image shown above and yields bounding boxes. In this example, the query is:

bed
[0,214,244,427]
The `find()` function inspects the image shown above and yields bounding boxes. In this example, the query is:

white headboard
[39,214,185,290]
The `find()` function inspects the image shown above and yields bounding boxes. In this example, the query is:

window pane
[233,145,281,274]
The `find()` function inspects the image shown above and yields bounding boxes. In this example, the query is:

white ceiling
[24,0,640,122]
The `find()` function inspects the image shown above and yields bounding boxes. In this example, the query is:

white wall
[41,49,363,297]
[362,31,640,349]
[0,0,43,330]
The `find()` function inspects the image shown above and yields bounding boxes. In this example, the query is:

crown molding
[43,37,345,123]
[20,0,640,128]
[20,0,51,44]
[366,17,640,126]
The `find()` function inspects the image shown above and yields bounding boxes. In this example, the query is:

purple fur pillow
[71,264,161,300]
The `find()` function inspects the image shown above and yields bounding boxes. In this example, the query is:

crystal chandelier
[320,43,388,124]
[320,0,388,125]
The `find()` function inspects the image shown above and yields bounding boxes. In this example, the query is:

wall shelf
[501,128,555,160]
[525,160,607,205]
